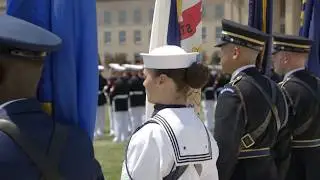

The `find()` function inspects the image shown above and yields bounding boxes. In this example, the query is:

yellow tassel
[177,0,183,21]
[41,102,52,115]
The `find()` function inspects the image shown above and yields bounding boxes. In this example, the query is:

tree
[114,53,128,64]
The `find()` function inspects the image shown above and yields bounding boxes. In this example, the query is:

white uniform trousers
[113,111,130,143]
[94,105,106,139]
[107,104,115,136]
[201,100,216,134]
[129,106,145,133]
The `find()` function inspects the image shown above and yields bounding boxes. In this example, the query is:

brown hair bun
[185,62,210,89]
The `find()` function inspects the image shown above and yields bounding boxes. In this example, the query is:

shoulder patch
[220,87,235,94]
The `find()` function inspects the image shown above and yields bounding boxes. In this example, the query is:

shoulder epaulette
[230,75,243,86]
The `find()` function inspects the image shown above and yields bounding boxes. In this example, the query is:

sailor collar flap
[151,108,212,166]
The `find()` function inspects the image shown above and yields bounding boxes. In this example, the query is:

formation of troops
[95,63,231,143]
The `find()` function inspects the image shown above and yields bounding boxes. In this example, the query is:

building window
[149,8,154,23]
[119,31,126,44]
[149,29,151,41]
[134,30,141,44]
[133,9,141,24]
[202,27,207,41]
[215,4,224,19]
[104,11,111,25]
[104,31,111,44]
[215,26,222,42]
[118,10,127,24]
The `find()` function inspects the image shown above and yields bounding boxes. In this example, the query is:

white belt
[129,91,144,96]
[113,94,128,100]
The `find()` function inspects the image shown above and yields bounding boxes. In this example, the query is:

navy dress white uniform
[109,65,130,143]
[214,20,288,180]
[0,15,104,180]
[201,66,216,133]
[121,45,219,180]
[124,64,145,133]
[95,66,107,139]
[272,35,320,180]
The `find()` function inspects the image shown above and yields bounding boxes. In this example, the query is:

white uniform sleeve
[200,134,220,180]
[121,123,174,180]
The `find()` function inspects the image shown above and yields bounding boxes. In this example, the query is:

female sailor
[121,45,219,180]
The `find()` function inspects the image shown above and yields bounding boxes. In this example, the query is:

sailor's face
[143,68,159,103]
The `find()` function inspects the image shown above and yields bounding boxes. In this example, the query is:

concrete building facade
[96,0,303,63]
[0,0,305,63]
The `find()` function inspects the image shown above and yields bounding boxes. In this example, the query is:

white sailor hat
[140,45,199,69]
[98,65,105,70]
[108,63,126,72]
[122,64,143,71]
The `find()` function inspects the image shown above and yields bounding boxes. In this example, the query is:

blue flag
[6,0,99,140]
[248,0,273,74]
[300,0,320,77]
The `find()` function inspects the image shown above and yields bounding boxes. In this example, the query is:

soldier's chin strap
[0,119,68,180]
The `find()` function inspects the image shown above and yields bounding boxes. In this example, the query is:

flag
[248,0,273,74]
[6,0,99,140]
[146,0,203,119]
[300,0,320,77]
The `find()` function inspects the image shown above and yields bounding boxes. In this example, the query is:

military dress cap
[272,33,312,54]
[0,15,62,58]
[140,45,199,69]
[215,19,269,51]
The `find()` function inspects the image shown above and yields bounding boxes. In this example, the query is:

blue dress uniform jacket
[110,77,130,112]
[202,74,216,100]
[281,70,320,180]
[128,75,145,107]
[0,99,104,180]
[214,67,288,180]
[98,74,107,106]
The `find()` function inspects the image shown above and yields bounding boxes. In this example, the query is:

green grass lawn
[93,107,125,180]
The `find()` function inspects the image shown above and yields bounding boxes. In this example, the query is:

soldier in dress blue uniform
[109,64,130,143]
[213,19,288,180]
[272,34,320,180]
[94,65,107,139]
[0,15,104,180]
[201,65,217,134]
[123,64,145,134]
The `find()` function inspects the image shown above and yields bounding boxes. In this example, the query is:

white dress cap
[122,64,143,71]
[140,45,199,69]
[109,63,126,72]
[98,65,105,70]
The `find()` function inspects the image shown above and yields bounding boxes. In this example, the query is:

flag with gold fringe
[300,0,320,77]
[6,0,99,140]
[248,0,273,74]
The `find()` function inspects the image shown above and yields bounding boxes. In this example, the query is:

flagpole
[145,0,171,120]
